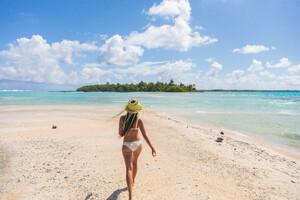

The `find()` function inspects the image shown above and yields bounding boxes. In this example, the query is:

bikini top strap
[135,113,139,128]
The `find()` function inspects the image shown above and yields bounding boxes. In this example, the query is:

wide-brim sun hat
[125,99,142,114]
[111,99,144,120]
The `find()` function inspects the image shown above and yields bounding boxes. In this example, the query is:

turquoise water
[1,91,300,150]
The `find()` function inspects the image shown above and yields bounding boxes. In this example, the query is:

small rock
[85,193,93,200]
[215,137,224,142]
[291,180,295,183]
[220,131,224,135]
[52,125,57,129]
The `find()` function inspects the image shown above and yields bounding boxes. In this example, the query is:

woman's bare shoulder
[138,118,144,124]
[120,115,125,121]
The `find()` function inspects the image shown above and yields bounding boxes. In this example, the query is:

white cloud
[0,35,98,84]
[126,17,216,52]
[276,75,300,86]
[195,25,204,30]
[99,0,217,66]
[287,64,300,73]
[99,35,144,66]
[112,60,196,83]
[247,59,263,72]
[259,70,276,78]
[79,67,112,84]
[233,45,273,54]
[205,59,222,78]
[205,57,214,62]
[147,0,191,21]
[226,70,244,81]
[266,57,291,68]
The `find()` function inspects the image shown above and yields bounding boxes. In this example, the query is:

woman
[118,99,156,200]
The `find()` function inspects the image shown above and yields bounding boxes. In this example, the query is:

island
[76,80,202,92]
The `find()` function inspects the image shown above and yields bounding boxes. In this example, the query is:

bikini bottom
[123,141,142,151]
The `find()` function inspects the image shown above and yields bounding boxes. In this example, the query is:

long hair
[121,112,138,137]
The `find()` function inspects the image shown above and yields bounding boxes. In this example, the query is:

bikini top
[130,115,139,131]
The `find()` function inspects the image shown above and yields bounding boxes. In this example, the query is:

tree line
[76,80,202,92]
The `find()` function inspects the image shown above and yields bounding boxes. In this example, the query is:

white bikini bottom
[123,141,142,151]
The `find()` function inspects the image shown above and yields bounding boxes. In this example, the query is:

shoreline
[152,109,300,161]
[2,105,300,160]
[0,105,299,199]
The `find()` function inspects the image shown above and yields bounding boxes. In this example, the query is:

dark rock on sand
[215,137,224,142]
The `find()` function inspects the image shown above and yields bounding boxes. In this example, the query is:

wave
[269,100,297,105]
[0,90,32,92]
[279,110,300,116]
[196,110,231,115]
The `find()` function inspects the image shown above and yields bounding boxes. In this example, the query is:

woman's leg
[122,146,133,200]
[132,144,142,186]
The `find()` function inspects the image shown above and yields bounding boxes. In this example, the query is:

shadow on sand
[106,187,128,200]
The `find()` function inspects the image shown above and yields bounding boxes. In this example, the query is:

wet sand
[0,106,299,200]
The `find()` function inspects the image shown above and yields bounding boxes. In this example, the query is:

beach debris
[215,137,224,142]
[52,125,57,129]
[220,131,224,135]
[85,193,93,200]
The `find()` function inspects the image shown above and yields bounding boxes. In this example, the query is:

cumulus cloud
[259,70,276,78]
[287,64,300,73]
[276,75,300,86]
[266,57,291,68]
[233,45,273,54]
[79,67,112,84]
[205,58,222,78]
[247,59,263,72]
[98,0,217,66]
[0,35,98,84]
[226,70,244,81]
[147,0,191,21]
[112,60,196,84]
[99,35,144,66]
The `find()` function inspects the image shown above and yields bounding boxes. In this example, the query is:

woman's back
[122,116,141,142]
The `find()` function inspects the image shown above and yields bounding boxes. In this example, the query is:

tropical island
[76,80,201,92]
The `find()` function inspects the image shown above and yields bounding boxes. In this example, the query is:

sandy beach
[0,106,299,200]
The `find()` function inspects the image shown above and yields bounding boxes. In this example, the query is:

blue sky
[0,0,299,91]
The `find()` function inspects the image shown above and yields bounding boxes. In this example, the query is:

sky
[0,0,300,91]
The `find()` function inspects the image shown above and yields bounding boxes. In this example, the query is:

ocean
[1,91,299,151]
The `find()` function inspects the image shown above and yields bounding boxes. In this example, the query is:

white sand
[0,106,299,200]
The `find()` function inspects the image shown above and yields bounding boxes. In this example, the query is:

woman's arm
[139,119,156,157]
[119,116,124,136]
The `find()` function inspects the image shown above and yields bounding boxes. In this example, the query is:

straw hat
[111,99,144,120]
[125,99,143,114]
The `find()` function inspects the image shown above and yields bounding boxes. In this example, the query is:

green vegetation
[76,80,202,92]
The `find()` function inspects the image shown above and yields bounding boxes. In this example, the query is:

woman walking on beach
[117,99,156,200]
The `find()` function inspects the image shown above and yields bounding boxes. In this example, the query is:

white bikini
[123,117,142,151]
